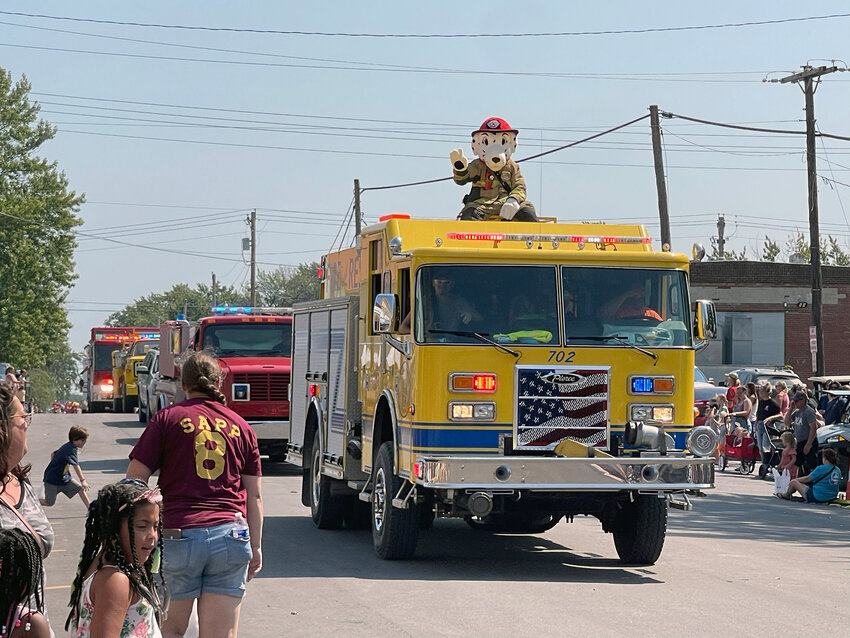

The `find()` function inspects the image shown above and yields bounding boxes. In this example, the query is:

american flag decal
[514,366,609,450]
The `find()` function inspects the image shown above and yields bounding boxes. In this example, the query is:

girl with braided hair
[127,351,262,638]
[0,528,49,637]
[66,479,166,637]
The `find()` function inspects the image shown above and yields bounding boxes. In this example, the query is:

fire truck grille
[232,372,289,401]
[515,366,609,451]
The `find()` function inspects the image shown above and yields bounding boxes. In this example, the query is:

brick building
[689,261,850,383]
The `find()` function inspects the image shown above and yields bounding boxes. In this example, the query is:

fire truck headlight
[449,402,496,421]
[99,384,113,392]
[629,404,673,423]
[687,425,718,457]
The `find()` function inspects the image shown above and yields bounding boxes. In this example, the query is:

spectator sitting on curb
[777,447,843,503]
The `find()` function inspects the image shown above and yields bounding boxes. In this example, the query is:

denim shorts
[162,521,252,599]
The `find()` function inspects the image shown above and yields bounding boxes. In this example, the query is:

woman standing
[730,386,753,435]
[0,382,54,636]
[127,352,263,638]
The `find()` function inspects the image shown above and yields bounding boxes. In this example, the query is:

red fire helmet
[472,117,518,136]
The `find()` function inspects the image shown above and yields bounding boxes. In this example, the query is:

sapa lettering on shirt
[180,415,241,438]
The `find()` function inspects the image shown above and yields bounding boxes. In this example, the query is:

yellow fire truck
[287,215,717,563]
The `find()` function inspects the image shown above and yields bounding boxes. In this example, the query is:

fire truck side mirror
[693,300,717,342]
[373,293,399,334]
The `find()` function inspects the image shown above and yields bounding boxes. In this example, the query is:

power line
[0,42,775,83]
[3,10,848,37]
[0,209,296,267]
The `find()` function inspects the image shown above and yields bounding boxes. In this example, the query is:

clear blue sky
[3,1,850,353]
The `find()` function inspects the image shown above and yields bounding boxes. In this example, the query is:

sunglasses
[16,412,33,426]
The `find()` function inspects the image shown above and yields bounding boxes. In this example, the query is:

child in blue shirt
[777,447,843,503]
[40,425,90,509]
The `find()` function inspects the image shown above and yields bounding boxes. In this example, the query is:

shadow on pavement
[114,437,139,446]
[79,458,129,474]
[256,515,661,584]
[260,460,302,476]
[669,491,849,547]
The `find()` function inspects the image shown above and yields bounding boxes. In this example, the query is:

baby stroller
[718,432,760,474]
[757,422,785,479]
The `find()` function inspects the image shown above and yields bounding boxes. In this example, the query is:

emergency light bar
[446,232,652,246]
[212,306,293,316]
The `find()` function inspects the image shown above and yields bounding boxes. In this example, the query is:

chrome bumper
[416,455,714,491]
[249,420,290,442]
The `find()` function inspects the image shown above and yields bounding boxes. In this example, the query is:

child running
[777,432,798,479]
[40,426,90,509]
[0,528,50,638]
[65,479,167,638]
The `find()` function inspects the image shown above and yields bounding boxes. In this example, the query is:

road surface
[26,411,849,637]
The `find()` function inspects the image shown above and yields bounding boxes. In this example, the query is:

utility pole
[353,179,362,237]
[649,105,671,251]
[211,272,217,307]
[248,209,257,307]
[717,214,726,258]
[778,64,840,376]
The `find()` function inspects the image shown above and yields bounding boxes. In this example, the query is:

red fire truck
[155,307,292,460]
[82,327,159,413]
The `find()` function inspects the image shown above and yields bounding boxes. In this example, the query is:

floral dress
[73,566,161,638]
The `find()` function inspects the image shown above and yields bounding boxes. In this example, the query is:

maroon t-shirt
[130,398,262,529]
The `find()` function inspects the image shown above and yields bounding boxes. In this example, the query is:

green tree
[0,68,83,374]
[106,282,247,326]
[825,235,850,266]
[761,236,780,262]
[27,368,56,411]
[709,237,747,261]
[256,262,321,307]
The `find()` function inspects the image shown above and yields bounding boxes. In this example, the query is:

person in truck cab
[600,282,661,321]
[400,273,482,336]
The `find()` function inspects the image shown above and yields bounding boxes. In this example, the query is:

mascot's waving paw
[450,148,468,172]
[452,117,538,222]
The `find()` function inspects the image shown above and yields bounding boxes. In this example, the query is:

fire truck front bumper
[248,420,291,443]
[414,455,714,491]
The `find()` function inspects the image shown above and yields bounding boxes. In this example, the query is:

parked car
[694,366,723,427]
[722,367,802,389]
[136,348,158,423]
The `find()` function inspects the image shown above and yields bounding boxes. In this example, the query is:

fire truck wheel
[113,398,121,413]
[309,430,345,529]
[123,395,137,414]
[612,494,667,565]
[138,404,147,423]
[372,441,419,559]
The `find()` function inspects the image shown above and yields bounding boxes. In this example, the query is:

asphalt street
[24,412,849,638]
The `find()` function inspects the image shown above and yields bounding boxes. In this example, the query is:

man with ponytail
[126,352,263,638]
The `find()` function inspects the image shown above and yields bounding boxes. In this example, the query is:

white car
[136,349,159,423]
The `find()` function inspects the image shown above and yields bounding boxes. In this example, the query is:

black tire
[138,403,147,422]
[112,398,121,413]
[741,460,755,474]
[612,494,667,565]
[419,504,435,530]
[309,430,345,529]
[372,441,419,559]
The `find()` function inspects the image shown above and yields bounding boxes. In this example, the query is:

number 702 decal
[547,350,576,363]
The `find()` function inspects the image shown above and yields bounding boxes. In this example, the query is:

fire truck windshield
[413,265,691,347]
[202,323,292,357]
[128,340,158,357]
[93,345,118,370]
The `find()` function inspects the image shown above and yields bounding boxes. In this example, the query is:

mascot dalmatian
[451,117,538,222]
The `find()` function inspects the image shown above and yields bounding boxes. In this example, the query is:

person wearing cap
[784,389,819,476]
[724,371,740,404]
[450,117,538,222]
